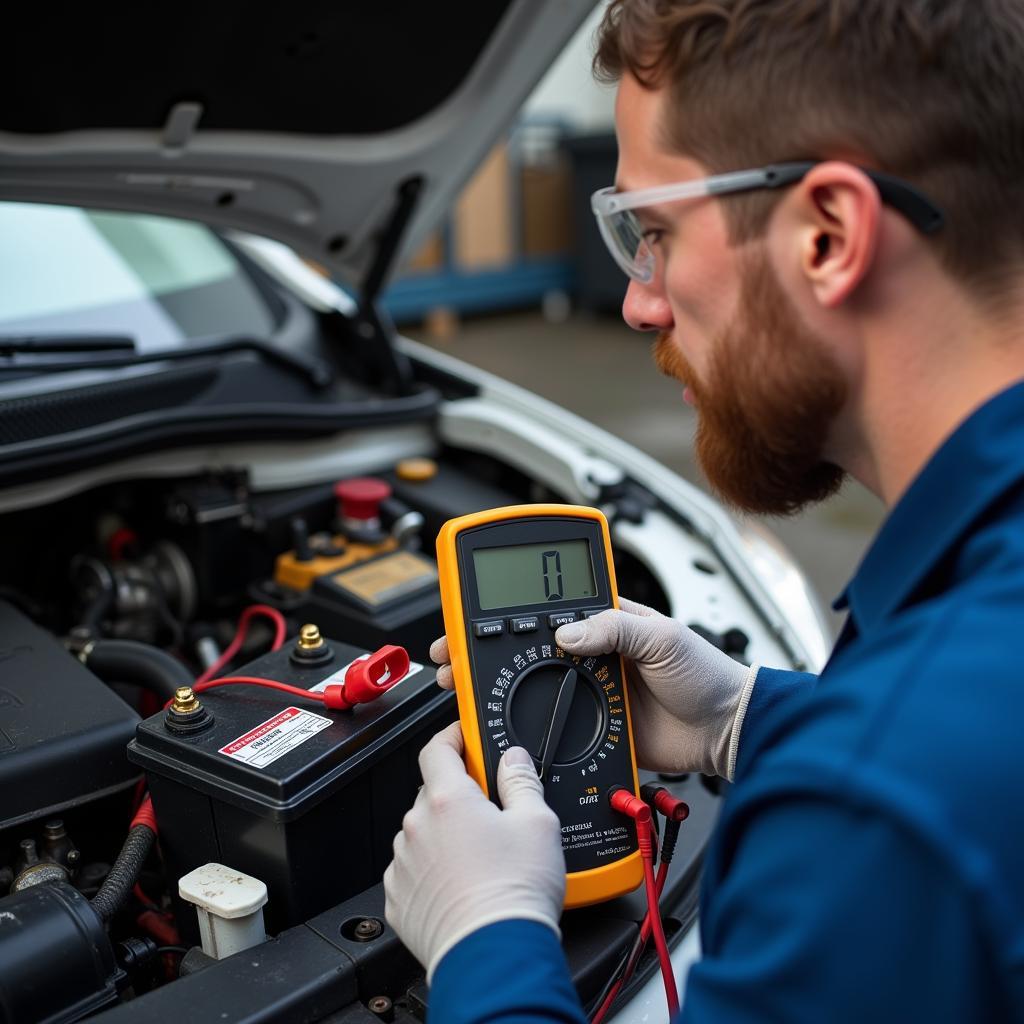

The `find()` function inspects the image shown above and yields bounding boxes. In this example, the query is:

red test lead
[605,788,680,1021]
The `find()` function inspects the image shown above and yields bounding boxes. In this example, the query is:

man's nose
[622,278,673,333]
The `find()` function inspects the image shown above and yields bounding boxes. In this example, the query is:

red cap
[321,645,410,710]
[334,477,392,521]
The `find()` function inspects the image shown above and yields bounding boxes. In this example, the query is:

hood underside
[0,1,596,297]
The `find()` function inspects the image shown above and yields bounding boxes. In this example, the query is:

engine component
[128,635,451,940]
[11,841,69,891]
[10,822,80,892]
[334,477,391,541]
[178,862,268,959]
[0,601,140,831]
[273,533,399,592]
[384,459,524,541]
[269,515,441,659]
[0,882,122,1023]
[71,540,196,644]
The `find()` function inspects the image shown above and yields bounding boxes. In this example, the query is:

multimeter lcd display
[472,540,597,610]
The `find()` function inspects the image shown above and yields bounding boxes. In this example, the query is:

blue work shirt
[431,381,1024,1023]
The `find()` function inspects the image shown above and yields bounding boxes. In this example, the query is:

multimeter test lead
[605,789,680,1020]
[590,787,689,1024]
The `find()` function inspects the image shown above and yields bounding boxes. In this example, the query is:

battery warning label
[219,707,332,769]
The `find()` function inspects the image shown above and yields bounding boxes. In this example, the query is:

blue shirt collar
[833,380,1024,633]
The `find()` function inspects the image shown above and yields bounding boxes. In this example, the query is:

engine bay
[0,447,725,1022]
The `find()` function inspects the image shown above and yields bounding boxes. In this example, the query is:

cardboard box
[453,143,515,270]
[521,154,573,258]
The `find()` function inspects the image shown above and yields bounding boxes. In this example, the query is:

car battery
[127,634,453,941]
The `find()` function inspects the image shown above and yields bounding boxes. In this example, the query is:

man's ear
[791,162,882,309]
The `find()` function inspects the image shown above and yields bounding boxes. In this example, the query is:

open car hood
[0,1,595,300]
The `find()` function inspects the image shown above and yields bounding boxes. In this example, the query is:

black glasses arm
[758,162,944,235]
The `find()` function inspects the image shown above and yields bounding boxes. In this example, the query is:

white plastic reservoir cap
[178,862,269,959]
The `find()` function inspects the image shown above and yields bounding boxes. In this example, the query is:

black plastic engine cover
[0,601,140,830]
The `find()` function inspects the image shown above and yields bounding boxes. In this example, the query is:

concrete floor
[406,309,885,635]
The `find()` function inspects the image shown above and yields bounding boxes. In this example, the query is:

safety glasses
[590,161,945,284]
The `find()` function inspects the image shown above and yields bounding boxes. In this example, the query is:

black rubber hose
[91,824,156,922]
[85,639,192,701]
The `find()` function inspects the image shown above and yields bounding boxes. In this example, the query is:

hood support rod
[361,177,424,305]
[351,176,424,396]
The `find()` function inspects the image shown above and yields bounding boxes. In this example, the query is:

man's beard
[654,253,847,516]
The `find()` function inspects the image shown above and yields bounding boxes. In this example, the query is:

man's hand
[384,723,565,981]
[429,598,759,779]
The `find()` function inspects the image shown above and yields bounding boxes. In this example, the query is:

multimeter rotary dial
[483,643,626,787]
[506,659,607,773]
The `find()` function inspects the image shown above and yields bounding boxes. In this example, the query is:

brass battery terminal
[290,623,333,667]
[165,686,214,735]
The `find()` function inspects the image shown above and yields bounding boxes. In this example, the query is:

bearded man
[385,2,1024,1020]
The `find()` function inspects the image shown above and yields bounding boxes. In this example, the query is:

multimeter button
[511,616,539,633]
[547,611,578,629]
[473,620,505,637]
[581,609,607,619]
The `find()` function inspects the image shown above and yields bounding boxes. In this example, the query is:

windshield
[0,203,276,350]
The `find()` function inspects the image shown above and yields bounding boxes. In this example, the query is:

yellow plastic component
[436,503,642,908]
[274,536,397,591]
[396,457,439,482]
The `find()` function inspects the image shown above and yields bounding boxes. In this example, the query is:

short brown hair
[595,0,1024,292]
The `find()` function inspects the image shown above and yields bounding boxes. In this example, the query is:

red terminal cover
[322,645,411,710]
[334,477,392,521]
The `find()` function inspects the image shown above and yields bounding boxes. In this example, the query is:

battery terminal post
[165,686,214,735]
[172,687,201,714]
[291,622,333,667]
[297,624,324,650]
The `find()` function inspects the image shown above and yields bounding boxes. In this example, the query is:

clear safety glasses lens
[594,207,656,285]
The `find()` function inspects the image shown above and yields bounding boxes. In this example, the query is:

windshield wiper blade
[0,335,335,390]
[0,334,136,355]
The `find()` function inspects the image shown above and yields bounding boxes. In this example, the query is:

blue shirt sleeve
[429,920,587,1024]
[735,668,816,776]
[746,667,815,730]
[684,793,1000,1023]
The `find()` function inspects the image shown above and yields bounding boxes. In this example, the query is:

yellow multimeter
[437,504,643,908]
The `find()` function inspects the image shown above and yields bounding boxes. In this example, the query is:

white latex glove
[557,598,759,779]
[384,722,565,982]
[429,598,759,780]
